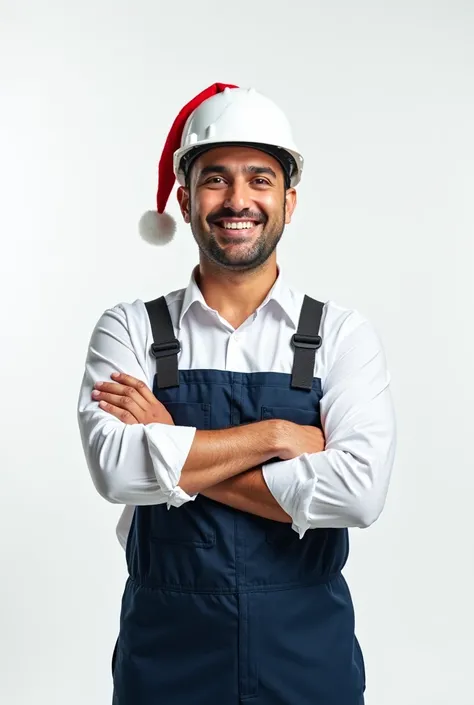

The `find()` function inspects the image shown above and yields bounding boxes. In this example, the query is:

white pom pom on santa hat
[139,82,238,245]
[138,210,177,246]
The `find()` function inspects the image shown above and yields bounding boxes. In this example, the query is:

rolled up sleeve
[262,311,397,538]
[77,303,196,508]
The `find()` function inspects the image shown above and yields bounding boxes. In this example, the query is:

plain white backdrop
[1,0,473,703]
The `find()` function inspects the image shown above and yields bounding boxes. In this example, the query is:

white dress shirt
[77,267,396,548]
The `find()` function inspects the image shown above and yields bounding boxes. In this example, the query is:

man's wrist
[263,419,289,460]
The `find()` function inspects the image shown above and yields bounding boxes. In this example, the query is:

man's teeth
[220,221,256,230]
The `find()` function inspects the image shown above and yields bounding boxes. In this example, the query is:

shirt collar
[178,266,211,327]
[178,265,299,330]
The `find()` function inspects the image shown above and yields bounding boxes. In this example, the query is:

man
[77,83,396,705]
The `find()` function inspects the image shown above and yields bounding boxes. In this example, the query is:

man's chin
[208,248,269,271]
[192,226,280,270]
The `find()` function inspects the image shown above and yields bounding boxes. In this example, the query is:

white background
[1,1,473,703]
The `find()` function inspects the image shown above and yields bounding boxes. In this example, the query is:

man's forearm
[201,467,292,523]
[179,420,283,496]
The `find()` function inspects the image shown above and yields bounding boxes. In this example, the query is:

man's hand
[92,373,174,425]
[276,421,326,460]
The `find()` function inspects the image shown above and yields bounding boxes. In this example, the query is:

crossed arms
[77,302,397,537]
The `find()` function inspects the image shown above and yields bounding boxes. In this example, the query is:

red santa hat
[139,82,238,245]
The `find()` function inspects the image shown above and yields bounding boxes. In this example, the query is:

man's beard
[190,205,286,272]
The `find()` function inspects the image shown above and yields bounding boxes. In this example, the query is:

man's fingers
[95,391,144,422]
[109,373,157,404]
[97,400,140,424]
[94,381,150,412]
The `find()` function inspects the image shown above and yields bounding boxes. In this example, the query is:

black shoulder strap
[291,295,324,391]
[144,293,323,391]
[144,296,181,389]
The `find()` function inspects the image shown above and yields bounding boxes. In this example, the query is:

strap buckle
[291,333,322,350]
[150,340,181,359]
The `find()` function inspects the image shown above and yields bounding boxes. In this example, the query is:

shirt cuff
[262,453,319,539]
[143,423,197,507]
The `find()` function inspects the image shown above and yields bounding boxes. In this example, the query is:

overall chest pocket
[261,405,320,427]
[261,404,320,545]
[150,400,215,548]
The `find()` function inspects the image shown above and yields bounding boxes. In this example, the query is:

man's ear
[284,188,297,224]
[177,186,191,223]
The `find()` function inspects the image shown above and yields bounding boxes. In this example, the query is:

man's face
[177,146,297,271]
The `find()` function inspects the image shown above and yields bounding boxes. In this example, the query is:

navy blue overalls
[111,294,366,705]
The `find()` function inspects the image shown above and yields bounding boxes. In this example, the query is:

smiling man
[182,147,293,272]
[77,83,396,705]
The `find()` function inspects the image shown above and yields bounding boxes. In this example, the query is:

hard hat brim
[174,140,303,188]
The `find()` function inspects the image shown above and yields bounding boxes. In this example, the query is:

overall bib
[112,295,366,705]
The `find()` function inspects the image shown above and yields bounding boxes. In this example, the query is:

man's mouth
[211,218,263,236]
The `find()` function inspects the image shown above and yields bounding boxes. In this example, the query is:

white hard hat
[174,87,304,188]
[139,83,304,245]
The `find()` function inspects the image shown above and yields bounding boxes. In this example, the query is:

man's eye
[205,177,225,184]
[253,178,270,186]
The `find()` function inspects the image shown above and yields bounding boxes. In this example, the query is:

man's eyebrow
[243,165,277,179]
[198,165,278,179]
[198,165,228,177]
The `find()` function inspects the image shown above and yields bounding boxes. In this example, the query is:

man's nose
[223,180,252,212]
